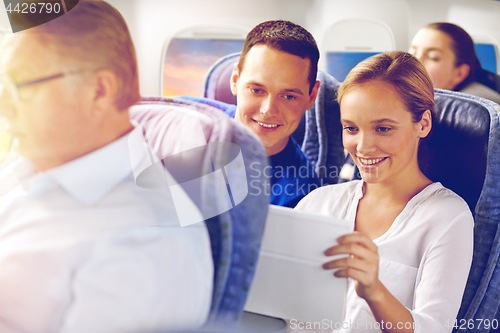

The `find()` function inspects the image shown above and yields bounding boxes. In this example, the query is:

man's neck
[31,113,133,172]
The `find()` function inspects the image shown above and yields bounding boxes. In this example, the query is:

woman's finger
[323,232,378,255]
[324,242,378,263]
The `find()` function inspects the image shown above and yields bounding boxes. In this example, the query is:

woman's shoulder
[423,182,470,209]
[415,182,473,226]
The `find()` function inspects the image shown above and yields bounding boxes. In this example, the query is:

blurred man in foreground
[0,1,212,332]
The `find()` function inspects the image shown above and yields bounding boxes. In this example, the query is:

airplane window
[474,43,497,74]
[326,51,379,82]
[162,27,247,97]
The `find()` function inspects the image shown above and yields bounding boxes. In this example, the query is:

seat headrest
[204,53,239,105]
[421,90,490,211]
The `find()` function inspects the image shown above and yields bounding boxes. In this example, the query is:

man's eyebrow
[370,118,399,124]
[246,81,265,88]
[282,88,304,96]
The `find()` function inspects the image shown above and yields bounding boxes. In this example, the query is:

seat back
[477,69,500,95]
[427,91,500,332]
[420,90,490,211]
[129,97,270,327]
[204,53,345,184]
[413,89,500,331]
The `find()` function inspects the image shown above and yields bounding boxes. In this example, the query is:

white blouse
[295,180,473,333]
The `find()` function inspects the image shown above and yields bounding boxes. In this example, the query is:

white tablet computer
[244,204,353,324]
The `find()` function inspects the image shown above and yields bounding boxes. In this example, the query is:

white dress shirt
[295,180,473,333]
[0,134,213,333]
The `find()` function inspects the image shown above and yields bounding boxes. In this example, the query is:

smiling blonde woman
[295,51,473,333]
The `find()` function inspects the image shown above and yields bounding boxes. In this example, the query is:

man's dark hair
[238,20,320,93]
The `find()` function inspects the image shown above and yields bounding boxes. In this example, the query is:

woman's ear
[418,110,432,138]
[451,63,470,88]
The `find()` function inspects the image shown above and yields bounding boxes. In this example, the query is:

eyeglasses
[0,70,93,101]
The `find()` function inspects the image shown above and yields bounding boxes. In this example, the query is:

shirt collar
[0,157,35,196]
[46,134,133,206]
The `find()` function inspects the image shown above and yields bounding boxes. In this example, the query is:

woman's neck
[363,168,432,205]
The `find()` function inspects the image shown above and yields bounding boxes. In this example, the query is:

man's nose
[0,90,17,120]
[260,96,279,116]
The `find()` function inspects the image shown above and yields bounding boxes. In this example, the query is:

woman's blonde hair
[337,51,434,123]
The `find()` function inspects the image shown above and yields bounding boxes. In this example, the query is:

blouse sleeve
[410,209,473,333]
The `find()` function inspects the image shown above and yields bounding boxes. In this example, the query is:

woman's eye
[343,126,357,132]
[427,53,440,62]
[376,127,391,133]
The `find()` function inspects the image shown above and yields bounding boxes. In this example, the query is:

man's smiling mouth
[254,120,279,128]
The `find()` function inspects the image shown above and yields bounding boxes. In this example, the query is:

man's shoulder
[178,96,237,118]
[273,137,318,176]
[269,137,322,208]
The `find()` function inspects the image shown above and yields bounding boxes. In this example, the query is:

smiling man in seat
[183,20,322,207]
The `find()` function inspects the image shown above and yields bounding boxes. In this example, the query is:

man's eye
[251,88,263,94]
[284,95,296,101]
[376,127,391,133]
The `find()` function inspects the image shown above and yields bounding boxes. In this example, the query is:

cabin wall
[1,0,499,96]
[108,0,314,97]
[407,0,500,45]
[305,0,411,72]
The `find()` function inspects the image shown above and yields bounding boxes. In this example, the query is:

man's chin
[261,136,290,156]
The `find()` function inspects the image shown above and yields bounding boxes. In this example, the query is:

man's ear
[306,80,321,110]
[230,64,240,96]
[418,109,432,138]
[451,63,470,88]
[91,69,119,117]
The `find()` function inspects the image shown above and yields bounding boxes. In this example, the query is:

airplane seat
[128,97,285,332]
[204,53,345,184]
[427,90,500,333]
[477,69,500,95]
[203,52,239,106]
[421,90,490,212]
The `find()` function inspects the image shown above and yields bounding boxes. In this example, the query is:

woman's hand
[323,232,383,302]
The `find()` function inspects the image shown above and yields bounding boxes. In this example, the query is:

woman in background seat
[295,51,473,332]
[409,22,500,104]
